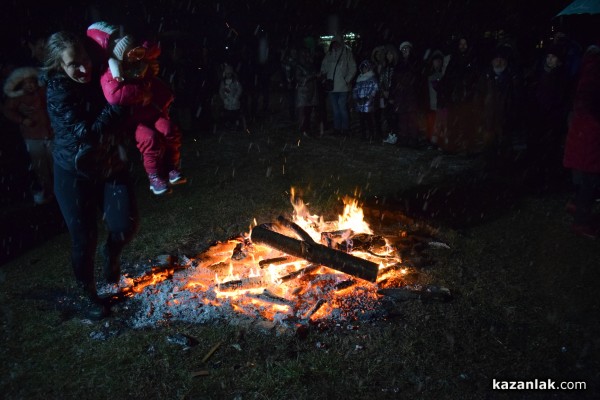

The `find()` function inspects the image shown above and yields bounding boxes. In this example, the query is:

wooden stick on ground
[202,341,223,364]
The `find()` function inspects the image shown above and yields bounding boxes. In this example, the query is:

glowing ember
[110,189,432,329]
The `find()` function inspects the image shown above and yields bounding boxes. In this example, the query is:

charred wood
[321,230,388,255]
[302,299,325,319]
[217,276,265,291]
[278,264,319,283]
[251,224,379,282]
[277,216,315,243]
[258,256,291,268]
[246,290,294,306]
[232,242,248,260]
[334,279,356,291]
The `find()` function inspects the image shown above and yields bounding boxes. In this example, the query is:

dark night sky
[2,0,593,65]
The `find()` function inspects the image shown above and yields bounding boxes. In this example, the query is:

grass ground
[1,111,599,399]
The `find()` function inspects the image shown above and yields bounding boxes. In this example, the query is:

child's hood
[3,67,39,98]
[356,70,375,82]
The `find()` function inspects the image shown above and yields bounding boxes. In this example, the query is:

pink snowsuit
[87,30,182,176]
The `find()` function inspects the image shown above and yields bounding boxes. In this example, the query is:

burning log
[251,224,379,282]
[258,256,290,268]
[232,242,248,260]
[207,261,230,274]
[321,230,387,254]
[246,290,293,307]
[334,279,356,291]
[217,275,265,291]
[277,264,319,283]
[277,215,315,243]
[301,299,326,320]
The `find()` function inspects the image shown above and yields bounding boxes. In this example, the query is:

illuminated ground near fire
[99,189,449,331]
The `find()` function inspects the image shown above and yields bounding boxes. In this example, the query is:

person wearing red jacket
[563,44,600,239]
[87,22,185,195]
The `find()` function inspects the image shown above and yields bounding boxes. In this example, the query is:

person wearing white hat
[87,22,186,196]
[390,39,422,147]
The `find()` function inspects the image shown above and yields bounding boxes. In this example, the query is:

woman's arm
[47,78,125,143]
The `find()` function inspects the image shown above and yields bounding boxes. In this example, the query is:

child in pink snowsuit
[87,22,185,195]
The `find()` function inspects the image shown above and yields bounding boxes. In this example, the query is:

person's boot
[80,282,111,320]
[102,243,121,284]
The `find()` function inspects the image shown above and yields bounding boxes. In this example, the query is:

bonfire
[104,188,451,331]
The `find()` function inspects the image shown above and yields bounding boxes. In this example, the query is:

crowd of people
[1,20,599,319]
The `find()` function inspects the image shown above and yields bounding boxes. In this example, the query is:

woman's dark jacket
[44,69,127,177]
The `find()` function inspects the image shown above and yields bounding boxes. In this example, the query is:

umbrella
[556,0,600,16]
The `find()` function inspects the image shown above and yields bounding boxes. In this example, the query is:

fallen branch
[251,224,379,282]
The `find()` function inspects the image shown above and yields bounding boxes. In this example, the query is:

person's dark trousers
[299,106,315,134]
[383,104,397,134]
[374,106,384,139]
[572,170,600,227]
[54,164,139,288]
[329,91,350,133]
[358,112,376,140]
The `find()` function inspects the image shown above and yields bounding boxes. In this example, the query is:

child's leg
[155,117,182,172]
[135,124,165,176]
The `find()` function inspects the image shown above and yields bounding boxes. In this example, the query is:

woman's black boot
[80,282,111,320]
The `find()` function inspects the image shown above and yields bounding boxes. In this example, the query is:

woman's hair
[43,31,84,72]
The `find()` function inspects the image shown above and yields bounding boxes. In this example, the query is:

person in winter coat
[320,35,357,136]
[563,44,600,239]
[352,60,379,141]
[479,45,522,157]
[219,63,245,131]
[86,22,185,196]
[371,44,387,139]
[379,45,399,143]
[3,66,54,204]
[390,41,422,147]
[436,36,482,153]
[295,47,319,137]
[43,30,138,319]
[526,44,572,191]
[424,50,447,146]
